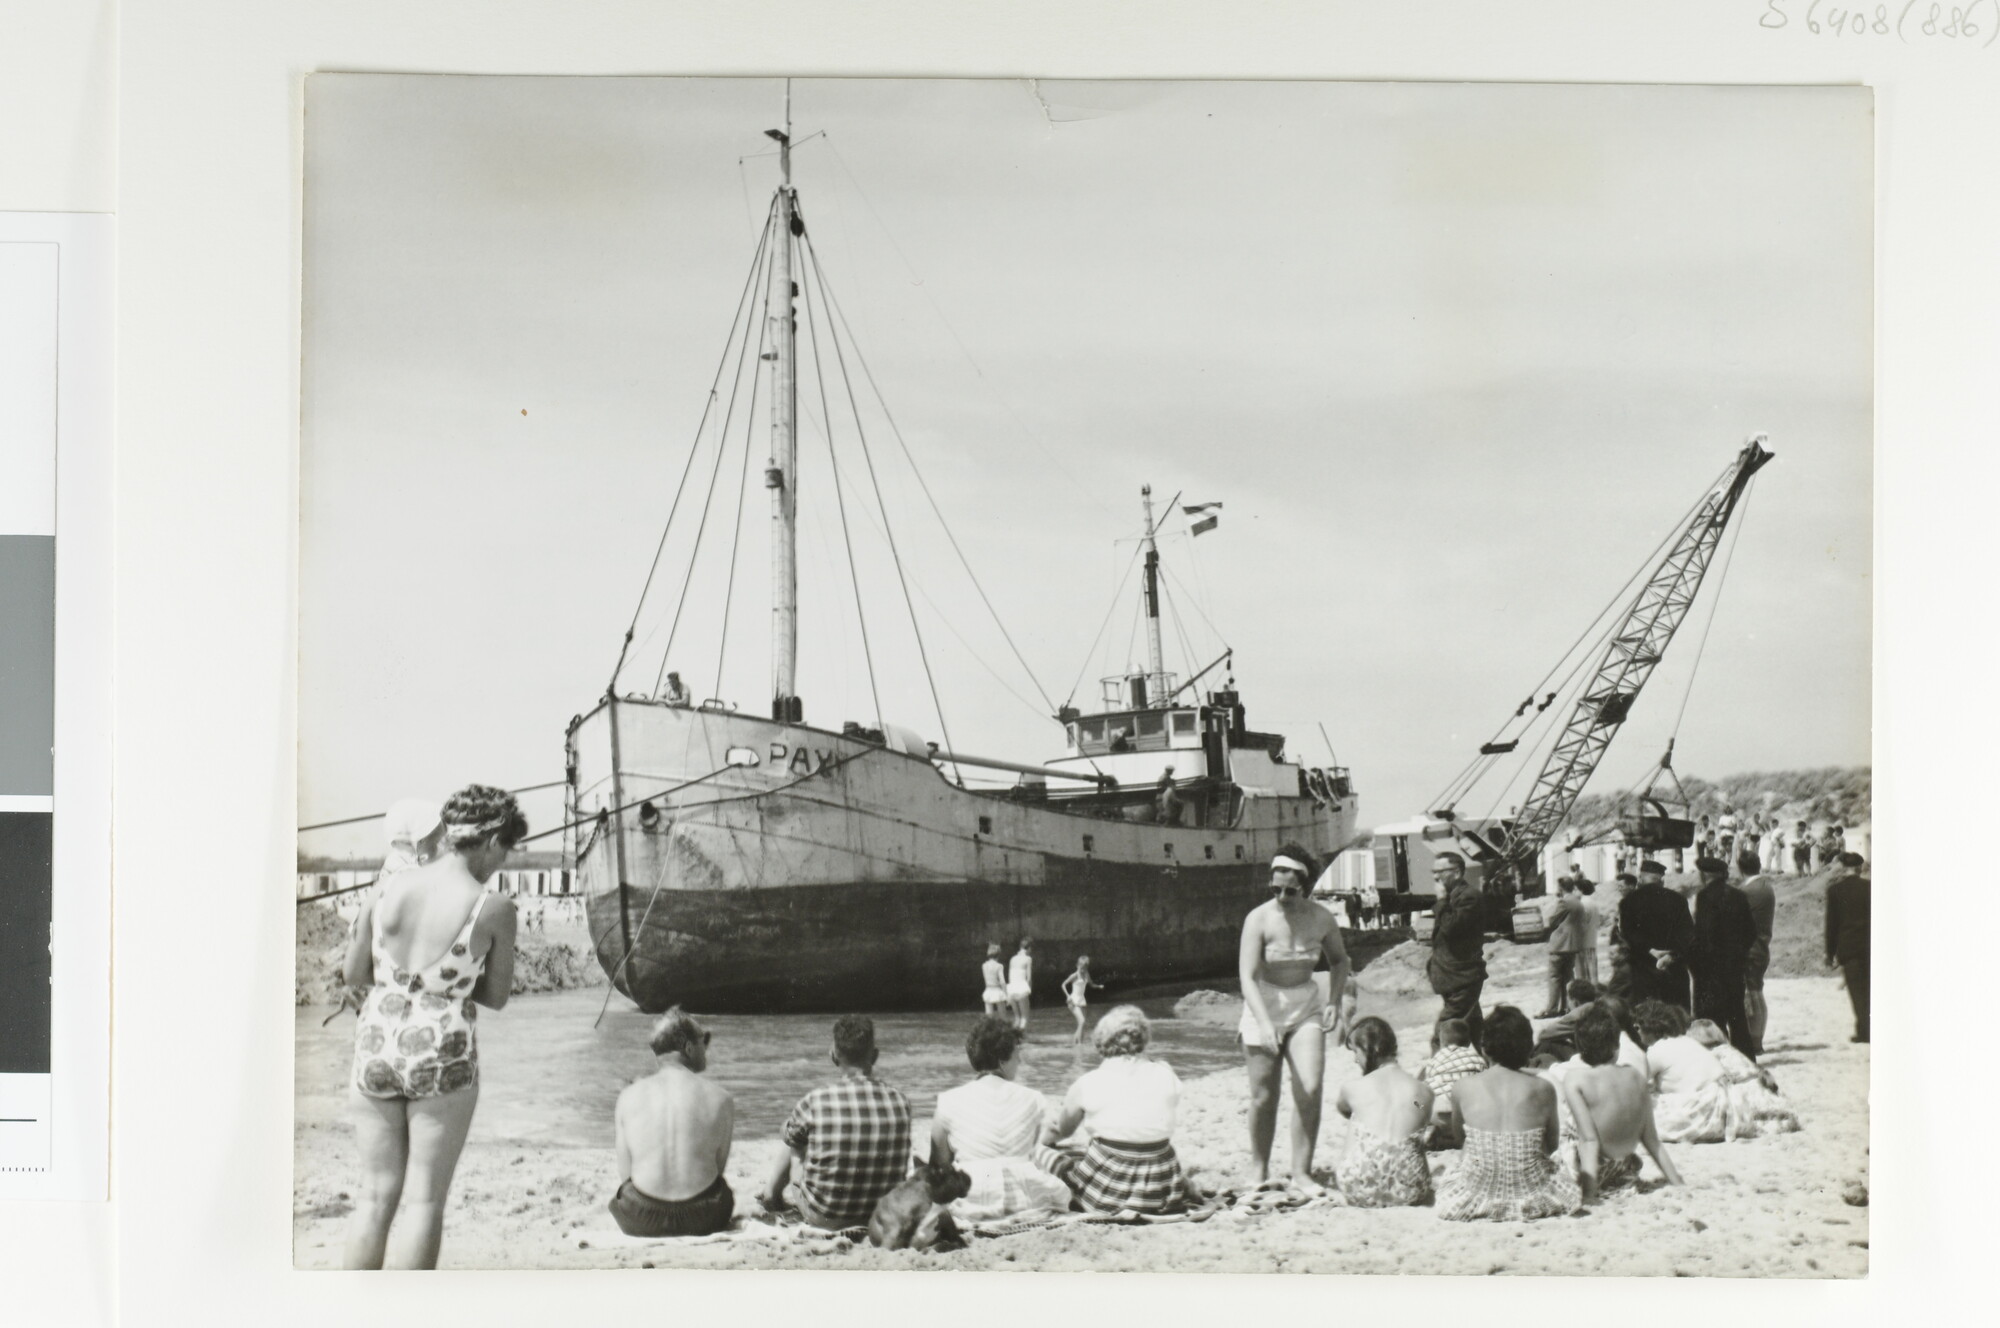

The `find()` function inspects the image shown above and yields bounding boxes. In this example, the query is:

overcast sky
[300,76,1871,858]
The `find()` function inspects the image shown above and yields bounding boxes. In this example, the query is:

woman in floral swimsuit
[342,784,522,1269]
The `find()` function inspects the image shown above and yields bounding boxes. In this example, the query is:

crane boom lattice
[1495,436,1773,893]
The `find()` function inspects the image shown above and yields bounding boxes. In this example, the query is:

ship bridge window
[1136,712,1165,739]
[1078,717,1106,745]
[1065,723,1078,747]
[1172,710,1197,737]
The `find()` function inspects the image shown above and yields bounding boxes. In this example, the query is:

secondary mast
[1140,484,1167,707]
[766,88,802,722]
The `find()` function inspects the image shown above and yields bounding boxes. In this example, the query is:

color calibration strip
[0,239,58,1173]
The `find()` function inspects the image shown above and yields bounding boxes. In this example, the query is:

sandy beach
[294,883,1868,1276]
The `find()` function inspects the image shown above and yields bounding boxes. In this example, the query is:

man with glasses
[1425,852,1488,1049]
[611,1007,737,1236]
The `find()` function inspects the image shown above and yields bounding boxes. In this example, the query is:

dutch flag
[1183,501,1222,536]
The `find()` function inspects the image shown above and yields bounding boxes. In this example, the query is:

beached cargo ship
[568,111,1358,1012]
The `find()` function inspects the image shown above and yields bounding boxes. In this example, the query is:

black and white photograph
[293,75,1871,1274]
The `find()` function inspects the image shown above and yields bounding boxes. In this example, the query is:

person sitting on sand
[1036,1005,1193,1215]
[610,1007,736,1237]
[1558,1007,1683,1202]
[1590,994,1652,1077]
[981,943,1008,1017]
[929,1016,1073,1224]
[1685,1019,1801,1140]
[1416,1017,1487,1150]
[1061,955,1099,1046]
[1531,979,1600,1063]
[1238,845,1351,1197]
[1434,1005,1583,1221]
[1631,999,1730,1144]
[759,1015,912,1230]
[1333,1017,1434,1207]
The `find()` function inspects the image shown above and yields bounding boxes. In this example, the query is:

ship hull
[568,698,1359,1013]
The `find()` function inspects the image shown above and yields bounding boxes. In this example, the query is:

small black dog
[867,1159,972,1250]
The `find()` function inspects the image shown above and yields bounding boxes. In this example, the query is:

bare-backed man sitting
[610,1006,737,1236]
[1556,1006,1682,1203]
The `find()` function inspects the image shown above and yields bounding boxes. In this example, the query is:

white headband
[1271,854,1310,878]
[445,814,510,845]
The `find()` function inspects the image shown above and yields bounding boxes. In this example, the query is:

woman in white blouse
[929,1016,1073,1223]
[1036,1006,1192,1215]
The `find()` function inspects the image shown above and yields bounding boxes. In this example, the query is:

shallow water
[298,987,1259,1148]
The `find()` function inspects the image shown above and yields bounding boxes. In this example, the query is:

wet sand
[294,929,1868,1275]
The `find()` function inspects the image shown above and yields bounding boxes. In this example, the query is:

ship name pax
[764,738,837,777]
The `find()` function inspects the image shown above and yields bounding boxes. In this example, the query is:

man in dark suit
[1426,852,1487,1049]
[1688,856,1757,1057]
[1618,859,1693,1010]
[1824,851,1871,1043]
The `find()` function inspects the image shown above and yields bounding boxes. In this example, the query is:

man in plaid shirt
[758,1014,912,1229]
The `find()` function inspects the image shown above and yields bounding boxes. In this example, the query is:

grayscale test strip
[0,238,58,1169]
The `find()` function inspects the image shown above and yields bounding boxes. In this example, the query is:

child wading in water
[1061,956,1100,1045]
[980,944,1008,1017]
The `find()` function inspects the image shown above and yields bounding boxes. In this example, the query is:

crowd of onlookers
[332,795,1869,1265]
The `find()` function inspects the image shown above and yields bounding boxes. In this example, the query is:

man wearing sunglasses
[611,1007,737,1237]
[1425,852,1488,1049]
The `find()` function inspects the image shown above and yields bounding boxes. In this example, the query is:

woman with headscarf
[342,784,523,1268]
[1035,1006,1191,1215]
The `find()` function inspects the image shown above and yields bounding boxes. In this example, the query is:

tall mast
[766,86,800,722]
[1140,484,1166,707]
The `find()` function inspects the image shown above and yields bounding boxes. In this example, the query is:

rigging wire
[804,234,1061,719]
[1424,455,1732,814]
[652,222,778,696]
[1159,562,1230,658]
[609,192,778,695]
[794,383,1052,723]
[298,780,570,834]
[1063,541,1143,708]
[820,135,1119,529]
[1467,463,1764,832]
[1665,471,1758,743]
[798,238,884,729]
[711,279,771,700]
[800,235,962,779]
[1157,575,1201,693]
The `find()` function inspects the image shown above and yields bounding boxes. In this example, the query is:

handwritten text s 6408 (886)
[1760,0,1999,43]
